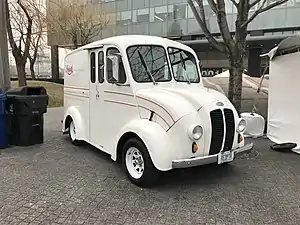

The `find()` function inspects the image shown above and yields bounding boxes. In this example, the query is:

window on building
[90,52,96,83]
[106,13,117,24]
[106,48,126,83]
[118,11,132,25]
[135,8,150,23]
[170,4,187,20]
[154,6,168,22]
[132,0,146,9]
[98,51,104,83]
[188,2,214,18]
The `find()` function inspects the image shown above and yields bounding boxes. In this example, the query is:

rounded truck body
[62,35,253,187]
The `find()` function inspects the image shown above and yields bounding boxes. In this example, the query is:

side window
[106,48,126,84]
[90,52,96,83]
[98,51,104,83]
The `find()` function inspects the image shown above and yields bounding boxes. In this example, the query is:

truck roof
[65,35,194,58]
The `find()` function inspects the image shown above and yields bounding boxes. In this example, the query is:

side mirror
[107,54,121,82]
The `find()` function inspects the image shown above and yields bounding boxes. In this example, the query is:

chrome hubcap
[125,147,144,179]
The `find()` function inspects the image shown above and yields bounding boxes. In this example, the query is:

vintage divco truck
[62,35,253,187]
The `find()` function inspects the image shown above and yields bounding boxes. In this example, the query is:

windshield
[168,47,200,83]
[127,45,172,83]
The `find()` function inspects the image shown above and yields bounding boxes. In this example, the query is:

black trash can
[6,86,48,146]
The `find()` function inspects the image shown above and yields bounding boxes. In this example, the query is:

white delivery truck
[62,35,253,187]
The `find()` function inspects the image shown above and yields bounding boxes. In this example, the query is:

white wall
[267,51,300,149]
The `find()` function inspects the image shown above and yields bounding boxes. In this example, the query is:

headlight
[188,125,203,140]
[237,118,246,133]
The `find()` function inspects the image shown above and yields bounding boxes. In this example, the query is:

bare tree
[47,0,110,49]
[27,2,46,80]
[5,0,34,86]
[6,0,46,84]
[187,0,287,113]
[28,33,44,80]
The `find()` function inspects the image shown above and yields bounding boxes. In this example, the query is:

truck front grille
[223,109,235,151]
[208,108,236,155]
[209,109,224,155]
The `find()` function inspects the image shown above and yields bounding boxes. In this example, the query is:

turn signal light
[238,134,243,143]
[192,142,198,153]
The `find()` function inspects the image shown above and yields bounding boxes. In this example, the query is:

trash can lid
[6,86,47,96]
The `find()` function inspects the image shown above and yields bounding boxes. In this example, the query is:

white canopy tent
[261,35,300,151]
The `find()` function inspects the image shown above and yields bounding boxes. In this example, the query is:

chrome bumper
[172,143,254,169]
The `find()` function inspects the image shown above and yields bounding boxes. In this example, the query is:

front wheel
[122,138,160,188]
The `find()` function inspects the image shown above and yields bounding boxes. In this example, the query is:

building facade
[47,0,300,76]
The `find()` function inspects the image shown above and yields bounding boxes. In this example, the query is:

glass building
[48,0,300,76]
[87,0,300,39]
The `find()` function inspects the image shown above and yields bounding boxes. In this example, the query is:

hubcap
[125,147,144,179]
[70,122,76,141]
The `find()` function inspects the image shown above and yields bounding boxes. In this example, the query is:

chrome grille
[208,108,236,155]
[223,109,235,151]
[209,109,224,155]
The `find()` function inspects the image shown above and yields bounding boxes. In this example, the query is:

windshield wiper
[180,53,191,84]
[137,50,157,85]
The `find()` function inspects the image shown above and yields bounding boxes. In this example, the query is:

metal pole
[0,0,11,91]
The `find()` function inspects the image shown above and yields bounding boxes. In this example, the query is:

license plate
[218,150,234,164]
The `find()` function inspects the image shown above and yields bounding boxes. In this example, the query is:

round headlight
[237,118,246,133]
[188,125,203,140]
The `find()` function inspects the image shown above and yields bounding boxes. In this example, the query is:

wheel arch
[113,119,172,171]
[62,106,86,141]
[116,131,144,163]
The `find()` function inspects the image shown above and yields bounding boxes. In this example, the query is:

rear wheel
[68,120,82,146]
[122,138,160,188]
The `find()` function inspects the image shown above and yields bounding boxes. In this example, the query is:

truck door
[89,48,106,150]
[99,45,136,155]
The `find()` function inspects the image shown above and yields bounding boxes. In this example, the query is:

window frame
[167,47,201,84]
[90,52,96,83]
[126,44,172,83]
[106,47,127,84]
[98,51,104,83]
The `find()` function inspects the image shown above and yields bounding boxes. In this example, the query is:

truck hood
[135,86,232,123]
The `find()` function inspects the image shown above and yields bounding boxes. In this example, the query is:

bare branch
[17,0,33,61]
[215,0,236,50]
[206,0,218,14]
[187,0,226,53]
[46,0,110,47]
[5,0,18,54]
[241,0,288,28]
[229,0,238,8]
[249,0,262,8]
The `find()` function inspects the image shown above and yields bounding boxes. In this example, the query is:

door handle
[96,85,100,99]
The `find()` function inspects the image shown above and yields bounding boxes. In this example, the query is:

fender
[112,119,174,171]
[62,106,87,141]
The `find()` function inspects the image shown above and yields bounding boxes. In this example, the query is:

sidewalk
[0,108,300,224]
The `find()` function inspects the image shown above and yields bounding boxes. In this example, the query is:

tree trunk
[228,63,234,101]
[229,57,244,114]
[29,62,36,80]
[51,45,59,81]
[16,62,27,87]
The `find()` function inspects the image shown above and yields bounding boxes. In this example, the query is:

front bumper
[172,143,254,169]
